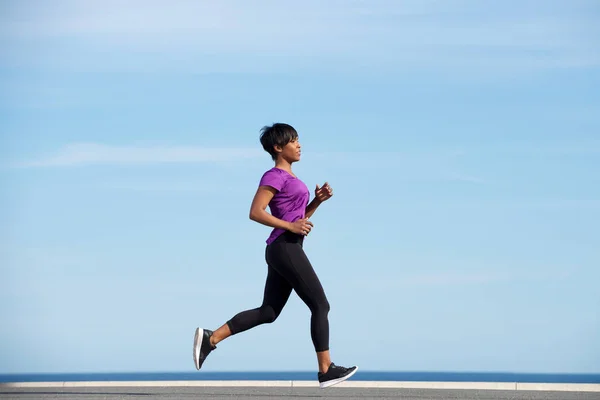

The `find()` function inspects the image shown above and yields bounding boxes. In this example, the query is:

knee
[313,298,330,316]
[260,305,279,324]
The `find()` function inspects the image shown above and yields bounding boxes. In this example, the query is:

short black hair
[259,123,298,160]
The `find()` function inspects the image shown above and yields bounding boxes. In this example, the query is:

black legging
[226,231,330,352]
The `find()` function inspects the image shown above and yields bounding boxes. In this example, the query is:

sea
[1,371,600,384]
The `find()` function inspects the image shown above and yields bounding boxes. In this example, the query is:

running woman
[193,123,358,389]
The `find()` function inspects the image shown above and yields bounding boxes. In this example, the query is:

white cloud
[16,143,263,167]
[352,268,573,291]
[353,271,511,290]
[1,0,598,74]
[96,181,241,192]
[448,140,600,156]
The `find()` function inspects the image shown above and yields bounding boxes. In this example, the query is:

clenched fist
[315,182,333,203]
[289,218,314,236]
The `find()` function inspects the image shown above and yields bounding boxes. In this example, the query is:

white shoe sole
[193,327,203,370]
[319,366,358,389]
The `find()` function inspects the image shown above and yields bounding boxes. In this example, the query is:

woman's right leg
[193,262,292,370]
[211,264,293,346]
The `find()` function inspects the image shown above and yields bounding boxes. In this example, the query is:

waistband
[270,230,304,246]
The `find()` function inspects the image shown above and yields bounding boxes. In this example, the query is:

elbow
[249,208,259,221]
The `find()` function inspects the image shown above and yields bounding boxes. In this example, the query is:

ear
[273,144,283,154]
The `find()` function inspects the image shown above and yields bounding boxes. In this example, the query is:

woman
[193,123,357,389]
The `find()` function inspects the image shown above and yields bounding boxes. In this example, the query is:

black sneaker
[318,362,358,388]
[193,328,216,370]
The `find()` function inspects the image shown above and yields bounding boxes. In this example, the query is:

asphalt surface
[1,387,598,400]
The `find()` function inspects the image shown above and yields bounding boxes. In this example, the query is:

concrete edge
[516,382,600,392]
[1,381,599,392]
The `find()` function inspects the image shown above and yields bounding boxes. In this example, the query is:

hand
[315,182,333,203]
[289,218,314,236]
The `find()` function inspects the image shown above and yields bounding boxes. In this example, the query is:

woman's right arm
[249,186,313,235]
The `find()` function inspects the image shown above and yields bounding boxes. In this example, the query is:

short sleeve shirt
[259,167,310,244]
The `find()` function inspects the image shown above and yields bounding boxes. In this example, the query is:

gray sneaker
[193,328,216,370]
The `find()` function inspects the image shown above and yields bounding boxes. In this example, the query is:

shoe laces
[331,363,347,372]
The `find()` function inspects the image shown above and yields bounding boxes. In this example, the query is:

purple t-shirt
[259,167,310,244]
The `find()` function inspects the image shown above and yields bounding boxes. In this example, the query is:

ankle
[319,362,331,374]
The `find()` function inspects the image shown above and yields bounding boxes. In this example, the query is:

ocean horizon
[2,371,599,384]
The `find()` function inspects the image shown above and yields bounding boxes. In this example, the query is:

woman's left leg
[265,239,332,371]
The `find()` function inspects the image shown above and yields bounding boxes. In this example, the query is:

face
[275,137,301,163]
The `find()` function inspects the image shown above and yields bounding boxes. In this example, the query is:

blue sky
[1,0,599,375]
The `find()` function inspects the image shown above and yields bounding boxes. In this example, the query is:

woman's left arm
[305,182,333,219]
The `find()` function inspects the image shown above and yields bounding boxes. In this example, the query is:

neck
[275,158,292,172]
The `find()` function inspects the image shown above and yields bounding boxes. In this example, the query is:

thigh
[262,264,293,316]
[268,242,328,308]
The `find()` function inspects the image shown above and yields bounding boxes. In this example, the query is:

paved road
[1,386,598,399]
